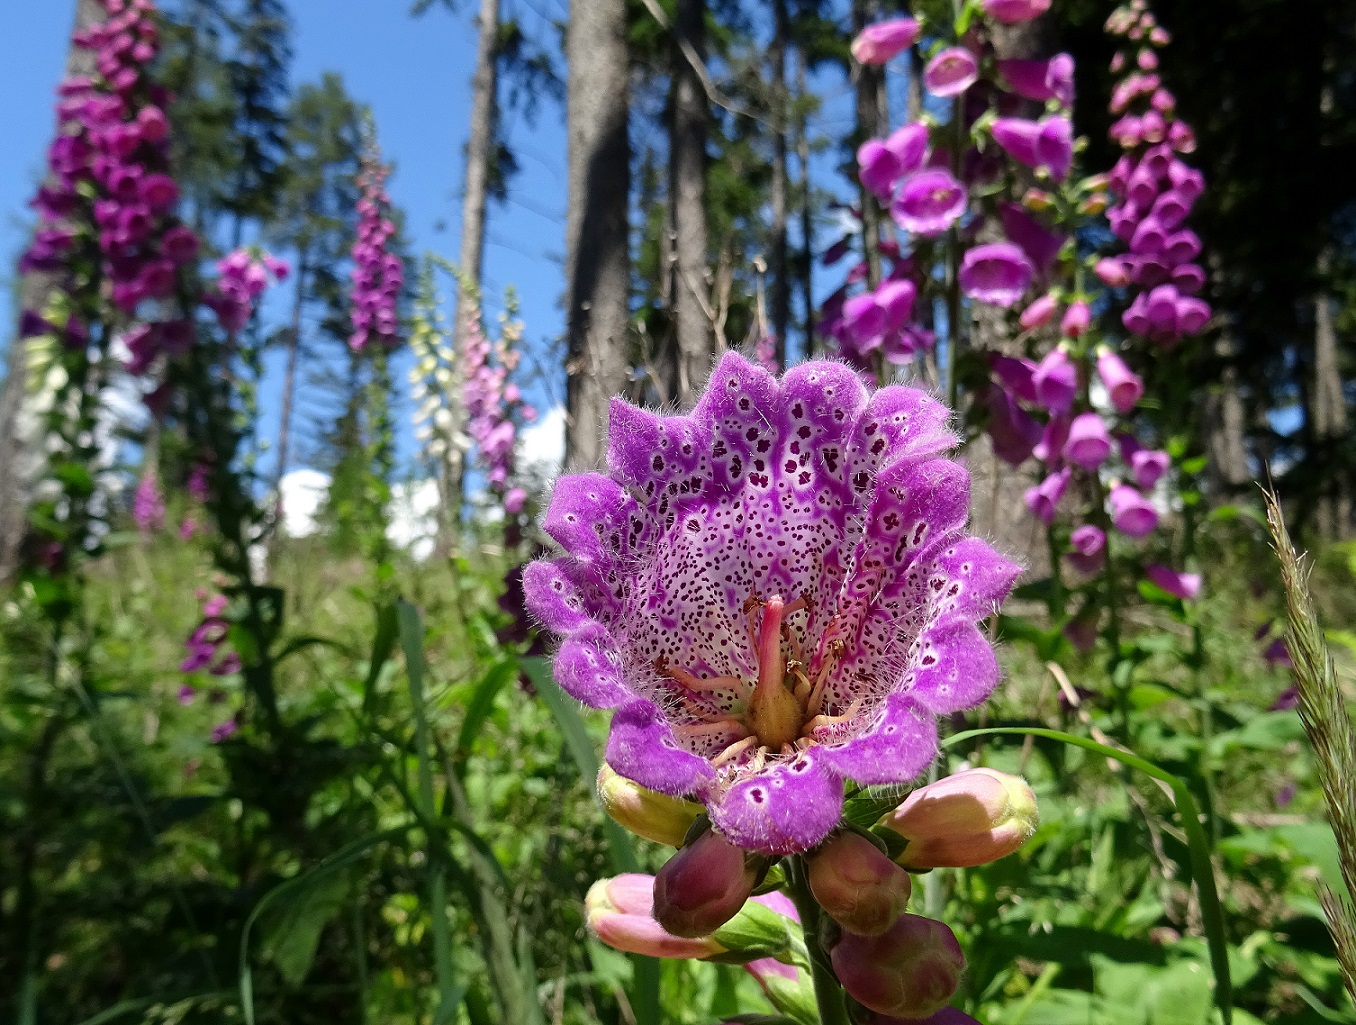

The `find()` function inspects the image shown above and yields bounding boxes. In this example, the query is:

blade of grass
[944,726,1232,1025]
[522,656,661,1024]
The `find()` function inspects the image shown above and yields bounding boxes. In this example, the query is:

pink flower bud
[1066,523,1107,575]
[587,874,726,959]
[807,832,912,936]
[1145,563,1202,601]
[1019,292,1058,330]
[851,18,921,64]
[880,767,1040,869]
[1032,347,1077,415]
[1096,350,1144,414]
[1060,300,1091,338]
[598,764,702,847]
[1095,257,1131,287]
[653,829,759,938]
[1064,412,1113,471]
[1024,467,1071,525]
[831,914,966,1019]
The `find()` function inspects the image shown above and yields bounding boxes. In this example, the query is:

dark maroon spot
[652,455,665,471]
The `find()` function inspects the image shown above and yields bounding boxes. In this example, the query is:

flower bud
[1060,300,1091,338]
[586,874,725,959]
[880,768,1039,869]
[807,831,912,936]
[653,829,759,938]
[830,914,966,1019]
[597,764,701,847]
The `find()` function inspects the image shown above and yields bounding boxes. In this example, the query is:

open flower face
[525,353,1019,855]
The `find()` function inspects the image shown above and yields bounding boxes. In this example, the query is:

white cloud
[520,405,565,474]
[387,478,441,561]
[279,468,330,538]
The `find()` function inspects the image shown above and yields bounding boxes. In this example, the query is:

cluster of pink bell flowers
[203,247,289,336]
[460,295,537,515]
[348,144,404,352]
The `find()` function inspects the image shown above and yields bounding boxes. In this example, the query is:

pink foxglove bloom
[959,243,1033,307]
[133,472,165,531]
[992,116,1073,181]
[1109,483,1158,538]
[1096,349,1144,413]
[1066,524,1107,574]
[524,353,1020,855]
[1019,293,1058,330]
[1061,300,1091,338]
[991,355,1038,404]
[998,54,1075,107]
[876,279,917,331]
[1063,412,1113,471]
[884,123,930,177]
[1024,467,1071,525]
[1145,563,1201,601]
[981,0,1051,23]
[880,766,1038,869]
[892,170,966,237]
[999,203,1065,276]
[924,48,979,98]
[1129,447,1170,490]
[858,140,901,201]
[1032,348,1077,415]
[985,386,1043,467]
[348,141,403,351]
[850,18,921,65]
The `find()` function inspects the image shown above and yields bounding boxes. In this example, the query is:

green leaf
[362,601,399,714]
[455,658,517,770]
[945,727,1233,1025]
[260,870,349,987]
[273,633,353,664]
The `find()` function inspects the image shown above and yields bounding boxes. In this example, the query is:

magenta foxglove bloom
[842,293,886,347]
[998,54,1075,107]
[884,123,930,177]
[1108,483,1158,538]
[985,386,1042,467]
[999,203,1065,276]
[1032,348,1077,415]
[981,0,1051,23]
[924,48,979,98]
[959,243,1033,308]
[858,140,901,201]
[892,170,966,237]
[1061,300,1091,338]
[1096,350,1144,414]
[133,471,165,531]
[1063,412,1112,471]
[1019,293,1057,330]
[851,18,921,64]
[991,355,1038,404]
[1066,524,1106,574]
[525,353,1020,855]
[992,116,1073,181]
[1024,467,1070,525]
[1145,563,1201,601]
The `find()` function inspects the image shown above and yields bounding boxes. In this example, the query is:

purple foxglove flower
[1036,116,1074,181]
[842,293,886,347]
[875,279,917,331]
[1263,638,1293,670]
[1066,523,1107,574]
[991,355,1038,404]
[1061,300,1091,338]
[211,717,239,744]
[990,117,1041,166]
[1130,448,1170,491]
[924,47,979,97]
[851,18,921,64]
[807,831,912,935]
[178,685,196,706]
[1169,120,1197,152]
[1131,253,1170,288]
[985,385,1043,466]
[653,828,759,937]
[1151,188,1191,230]
[1064,412,1113,471]
[884,123,930,177]
[1145,563,1201,601]
[504,486,528,515]
[523,352,1020,855]
[831,914,966,1019]
[997,53,1074,107]
[1095,257,1131,287]
[1109,483,1158,538]
[858,140,901,201]
[1019,293,1057,330]
[1176,296,1211,334]
[1130,215,1167,255]
[1024,467,1071,525]
[880,766,1039,868]
[892,169,966,237]
[980,0,1051,23]
[999,202,1065,275]
[1172,263,1206,293]
[1032,348,1077,415]
[959,242,1033,308]
[1168,161,1205,201]
[133,472,165,531]
[1096,350,1144,414]
[1122,293,1150,336]
[1063,613,1099,651]
[821,237,851,265]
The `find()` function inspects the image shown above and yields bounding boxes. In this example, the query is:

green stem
[787,857,852,1025]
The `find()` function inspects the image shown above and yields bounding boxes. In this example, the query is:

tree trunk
[0,0,105,585]
[795,47,815,358]
[670,0,712,404]
[564,0,632,465]
[273,254,308,512]
[768,0,790,366]
[850,0,883,292]
[1313,266,1351,537]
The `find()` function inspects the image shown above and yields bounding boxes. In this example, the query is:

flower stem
[788,856,852,1025]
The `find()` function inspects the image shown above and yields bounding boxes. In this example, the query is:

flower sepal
[706,897,806,965]
[597,764,703,847]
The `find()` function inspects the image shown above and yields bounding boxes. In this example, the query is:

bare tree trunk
[795,48,815,359]
[0,0,105,585]
[1203,331,1253,497]
[670,0,712,404]
[1313,265,1351,538]
[850,0,883,292]
[273,255,308,509]
[564,0,631,465]
[768,0,790,366]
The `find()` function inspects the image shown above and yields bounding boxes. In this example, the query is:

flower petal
[709,749,844,854]
[607,699,716,797]
[906,620,1002,714]
[820,693,937,785]
[554,630,634,708]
